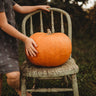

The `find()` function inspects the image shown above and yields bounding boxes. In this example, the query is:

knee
[6,72,20,80]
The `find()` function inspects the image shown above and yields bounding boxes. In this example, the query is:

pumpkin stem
[47,29,51,35]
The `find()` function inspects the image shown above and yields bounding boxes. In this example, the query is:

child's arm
[13,4,50,14]
[0,12,38,57]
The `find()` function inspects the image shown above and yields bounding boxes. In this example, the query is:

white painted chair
[21,8,79,96]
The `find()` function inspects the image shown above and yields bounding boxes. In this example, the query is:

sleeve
[12,0,16,6]
[0,0,5,12]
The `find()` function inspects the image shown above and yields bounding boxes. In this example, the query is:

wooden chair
[21,8,79,96]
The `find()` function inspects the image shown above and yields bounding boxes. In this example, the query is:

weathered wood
[40,11,44,32]
[61,13,64,33]
[72,74,79,96]
[32,78,36,89]
[22,8,72,41]
[51,10,55,33]
[64,76,69,87]
[22,58,79,78]
[21,8,79,96]
[30,16,33,35]
[27,88,73,92]
[21,77,26,96]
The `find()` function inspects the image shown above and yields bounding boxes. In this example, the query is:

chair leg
[32,78,36,89]
[21,77,26,96]
[72,74,79,96]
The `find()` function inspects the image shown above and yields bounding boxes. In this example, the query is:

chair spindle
[30,16,33,35]
[40,11,44,32]
[61,13,64,33]
[51,11,55,33]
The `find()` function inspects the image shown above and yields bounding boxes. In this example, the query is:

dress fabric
[0,0,19,74]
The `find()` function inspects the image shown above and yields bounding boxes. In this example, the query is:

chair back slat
[67,14,72,42]
[40,11,44,32]
[51,10,55,33]
[22,8,72,42]
[30,16,34,35]
[61,13,64,33]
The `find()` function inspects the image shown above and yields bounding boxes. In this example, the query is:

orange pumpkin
[26,29,72,67]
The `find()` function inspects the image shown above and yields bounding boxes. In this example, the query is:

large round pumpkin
[26,29,72,67]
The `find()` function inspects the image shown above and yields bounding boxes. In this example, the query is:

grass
[72,29,96,96]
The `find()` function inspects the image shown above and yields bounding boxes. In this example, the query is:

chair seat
[21,58,79,78]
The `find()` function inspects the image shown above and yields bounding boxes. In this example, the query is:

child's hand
[38,5,50,12]
[24,37,38,57]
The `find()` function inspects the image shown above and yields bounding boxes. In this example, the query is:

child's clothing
[0,0,19,74]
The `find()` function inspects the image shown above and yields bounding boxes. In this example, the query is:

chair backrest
[22,7,72,42]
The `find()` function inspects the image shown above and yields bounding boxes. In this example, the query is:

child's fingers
[28,47,36,57]
[31,39,37,47]
[31,45,38,54]
[26,49,29,56]
[44,8,50,12]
